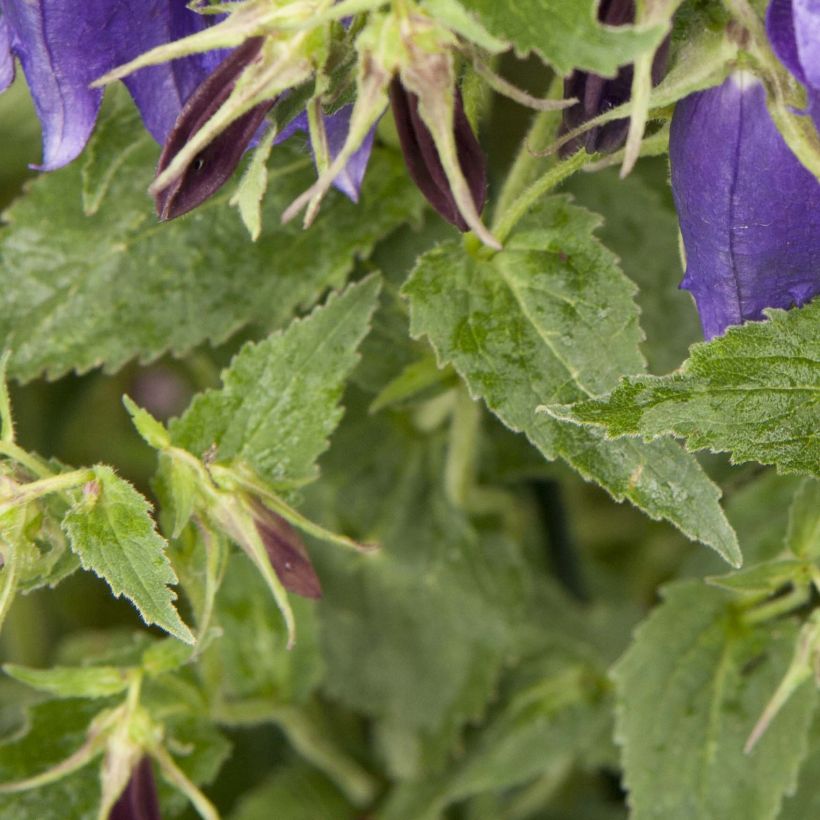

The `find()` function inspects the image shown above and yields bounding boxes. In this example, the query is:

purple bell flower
[0,0,221,170]
[669,72,820,339]
[766,0,820,129]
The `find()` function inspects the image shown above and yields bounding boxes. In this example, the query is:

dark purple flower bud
[766,0,820,129]
[670,73,820,339]
[254,509,322,600]
[109,757,161,820]
[389,79,486,231]
[155,37,275,221]
[560,0,669,156]
[0,0,221,170]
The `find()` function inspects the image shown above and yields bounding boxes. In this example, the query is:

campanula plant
[0,2,817,820]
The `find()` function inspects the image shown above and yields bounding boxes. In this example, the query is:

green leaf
[458,0,667,75]
[614,581,817,820]
[0,699,103,819]
[382,650,611,819]
[311,398,535,777]
[3,664,131,699]
[62,466,194,644]
[786,479,820,559]
[706,559,811,596]
[404,196,739,565]
[231,764,354,820]
[206,553,323,704]
[779,714,820,820]
[564,163,700,374]
[170,277,381,487]
[553,301,820,477]
[0,103,419,382]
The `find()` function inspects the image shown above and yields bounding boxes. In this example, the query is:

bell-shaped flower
[669,72,820,339]
[767,0,820,128]
[0,0,221,170]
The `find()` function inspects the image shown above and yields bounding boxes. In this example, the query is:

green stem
[272,705,378,807]
[0,441,54,480]
[743,584,810,626]
[0,469,95,516]
[493,77,564,218]
[151,744,220,820]
[214,700,378,807]
[0,537,20,634]
[444,385,481,508]
[492,149,592,245]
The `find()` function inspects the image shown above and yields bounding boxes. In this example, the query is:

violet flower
[0,0,221,170]
[767,0,820,129]
[109,757,161,820]
[669,72,820,339]
[560,0,669,156]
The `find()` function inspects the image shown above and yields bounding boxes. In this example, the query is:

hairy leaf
[554,301,820,477]
[458,0,667,75]
[170,277,381,487]
[614,581,817,820]
[0,103,419,382]
[62,466,193,644]
[404,196,739,565]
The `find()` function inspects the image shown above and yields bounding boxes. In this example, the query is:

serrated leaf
[614,581,817,820]
[3,664,131,699]
[0,103,420,382]
[62,466,194,644]
[786,479,820,559]
[170,277,381,487]
[458,0,667,75]
[403,196,739,565]
[554,301,820,477]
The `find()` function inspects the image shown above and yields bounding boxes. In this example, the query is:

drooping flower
[0,0,221,170]
[560,0,669,156]
[766,0,820,128]
[669,72,820,339]
[109,757,161,820]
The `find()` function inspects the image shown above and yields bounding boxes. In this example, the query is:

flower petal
[670,73,820,338]
[109,757,161,820]
[277,105,376,202]
[0,16,14,92]
[794,0,820,88]
[767,0,806,84]
[0,0,218,169]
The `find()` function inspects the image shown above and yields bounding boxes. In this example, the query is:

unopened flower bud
[109,757,161,820]
[254,509,322,599]
[155,37,275,220]
[389,80,486,231]
[560,0,669,156]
